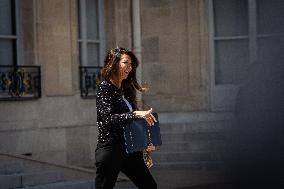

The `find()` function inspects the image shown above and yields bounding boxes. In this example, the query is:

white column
[132,0,142,108]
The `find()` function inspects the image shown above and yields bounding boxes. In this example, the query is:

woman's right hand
[134,108,157,126]
[146,143,156,153]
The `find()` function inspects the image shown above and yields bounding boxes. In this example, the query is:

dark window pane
[87,43,99,66]
[257,0,284,34]
[0,0,14,35]
[77,0,82,39]
[214,0,248,37]
[258,36,284,63]
[0,39,14,65]
[86,0,99,40]
[215,40,249,84]
[79,42,83,65]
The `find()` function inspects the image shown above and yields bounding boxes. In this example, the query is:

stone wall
[104,0,210,112]
[0,0,97,167]
[104,0,132,50]
[141,0,209,112]
[0,0,210,167]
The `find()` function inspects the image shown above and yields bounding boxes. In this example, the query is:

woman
[95,47,157,189]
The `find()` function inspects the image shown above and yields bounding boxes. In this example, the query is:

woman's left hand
[146,143,156,153]
[134,108,157,126]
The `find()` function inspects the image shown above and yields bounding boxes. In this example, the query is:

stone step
[22,171,64,187]
[0,161,23,174]
[159,112,236,125]
[0,153,96,189]
[154,161,225,171]
[0,174,21,189]
[156,140,226,152]
[150,112,237,174]
[152,113,235,172]
[15,180,94,189]
[160,131,228,142]
[160,120,235,133]
[0,171,65,189]
[151,152,226,163]
[0,160,56,175]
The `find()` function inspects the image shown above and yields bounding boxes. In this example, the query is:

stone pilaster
[36,0,74,96]
[141,0,209,112]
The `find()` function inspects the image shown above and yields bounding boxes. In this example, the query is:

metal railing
[79,66,102,98]
[0,65,41,100]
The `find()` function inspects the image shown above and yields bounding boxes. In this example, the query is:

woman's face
[118,54,132,81]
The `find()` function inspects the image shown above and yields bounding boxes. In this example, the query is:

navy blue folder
[124,113,162,153]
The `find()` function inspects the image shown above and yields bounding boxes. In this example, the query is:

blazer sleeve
[96,83,135,128]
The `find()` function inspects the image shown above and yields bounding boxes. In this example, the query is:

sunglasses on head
[110,47,129,58]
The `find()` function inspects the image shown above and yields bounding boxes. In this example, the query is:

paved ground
[114,167,227,189]
[114,167,284,189]
[88,161,284,189]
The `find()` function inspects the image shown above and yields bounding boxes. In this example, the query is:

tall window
[213,0,249,85]
[0,0,21,66]
[208,0,284,111]
[0,0,41,100]
[256,0,284,63]
[78,0,104,98]
[78,0,105,67]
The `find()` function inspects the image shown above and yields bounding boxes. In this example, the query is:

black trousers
[95,142,157,189]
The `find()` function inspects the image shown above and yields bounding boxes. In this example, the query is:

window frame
[0,0,23,66]
[208,0,251,111]
[208,0,284,111]
[77,0,105,98]
[77,0,105,67]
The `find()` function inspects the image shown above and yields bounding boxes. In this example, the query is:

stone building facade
[0,0,283,168]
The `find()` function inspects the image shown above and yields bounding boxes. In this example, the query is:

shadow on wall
[228,37,284,188]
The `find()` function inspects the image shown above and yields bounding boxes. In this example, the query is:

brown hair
[101,47,144,110]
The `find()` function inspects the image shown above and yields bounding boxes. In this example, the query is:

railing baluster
[79,66,102,98]
[0,65,100,100]
[0,65,41,100]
